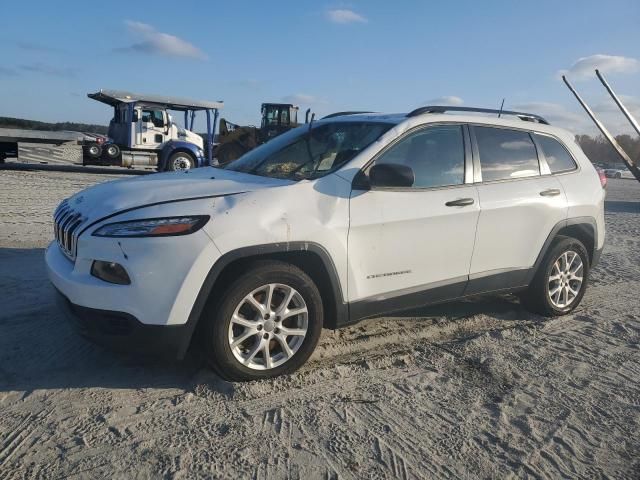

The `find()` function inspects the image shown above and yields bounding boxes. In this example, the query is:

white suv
[46,106,606,381]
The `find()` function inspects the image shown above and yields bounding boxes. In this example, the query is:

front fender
[159,141,206,170]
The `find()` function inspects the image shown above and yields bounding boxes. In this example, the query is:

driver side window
[141,110,164,128]
[373,125,465,188]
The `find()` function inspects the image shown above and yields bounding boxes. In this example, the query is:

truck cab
[85,90,222,171]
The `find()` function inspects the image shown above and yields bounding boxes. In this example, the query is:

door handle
[445,197,475,207]
[539,188,561,197]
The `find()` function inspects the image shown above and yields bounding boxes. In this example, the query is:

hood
[66,167,294,222]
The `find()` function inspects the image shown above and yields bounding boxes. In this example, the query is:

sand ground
[0,170,639,479]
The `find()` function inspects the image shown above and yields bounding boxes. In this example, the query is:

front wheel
[520,236,590,316]
[167,151,195,171]
[201,261,324,381]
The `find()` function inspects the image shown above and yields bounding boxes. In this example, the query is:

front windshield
[223,121,392,180]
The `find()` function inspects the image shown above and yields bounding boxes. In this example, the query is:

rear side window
[534,133,577,173]
[475,127,540,181]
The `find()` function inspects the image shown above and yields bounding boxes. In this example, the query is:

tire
[520,235,590,317]
[201,260,324,381]
[87,144,102,158]
[167,151,195,171]
[615,172,621,179]
[105,144,120,159]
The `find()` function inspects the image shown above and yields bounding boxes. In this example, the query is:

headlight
[92,216,209,238]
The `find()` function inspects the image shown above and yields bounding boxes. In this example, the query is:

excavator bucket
[563,71,640,182]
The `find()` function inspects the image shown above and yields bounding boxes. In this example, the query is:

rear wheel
[87,144,102,158]
[520,236,590,316]
[201,261,323,381]
[105,144,120,159]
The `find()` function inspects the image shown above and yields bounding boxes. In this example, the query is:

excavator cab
[261,103,299,139]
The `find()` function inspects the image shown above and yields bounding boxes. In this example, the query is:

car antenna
[308,112,315,132]
[498,98,505,118]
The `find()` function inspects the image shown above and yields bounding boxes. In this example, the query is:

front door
[347,124,480,318]
[136,108,166,148]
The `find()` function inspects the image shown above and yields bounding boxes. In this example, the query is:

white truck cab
[47,106,606,381]
[84,90,222,171]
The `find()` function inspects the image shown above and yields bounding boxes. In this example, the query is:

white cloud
[117,20,207,60]
[326,9,367,24]
[557,54,639,80]
[423,96,464,106]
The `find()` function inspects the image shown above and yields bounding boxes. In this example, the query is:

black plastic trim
[55,289,190,357]
[348,279,467,323]
[407,105,549,124]
[525,216,598,284]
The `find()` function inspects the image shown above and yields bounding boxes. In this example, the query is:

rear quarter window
[534,133,578,173]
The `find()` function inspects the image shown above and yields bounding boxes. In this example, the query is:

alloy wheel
[227,283,308,370]
[548,250,584,308]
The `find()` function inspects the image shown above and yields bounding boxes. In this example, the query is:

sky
[2,0,640,135]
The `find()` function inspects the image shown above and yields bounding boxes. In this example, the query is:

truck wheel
[105,144,120,158]
[201,260,324,381]
[167,151,194,171]
[520,236,590,317]
[87,145,102,158]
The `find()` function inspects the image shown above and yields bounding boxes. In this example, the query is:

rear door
[347,124,480,316]
[467,125,567,293]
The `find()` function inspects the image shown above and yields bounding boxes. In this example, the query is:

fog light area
[90,260,131,285]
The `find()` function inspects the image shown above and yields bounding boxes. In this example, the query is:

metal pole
[596,69,640,138]
[206,109,213,165]
[184,111,188,129]
[563,75,640,181]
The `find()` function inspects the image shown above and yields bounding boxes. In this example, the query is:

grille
[53,200,85,260]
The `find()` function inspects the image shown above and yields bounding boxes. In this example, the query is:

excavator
[215,103,313,165]
[564,70,640,182]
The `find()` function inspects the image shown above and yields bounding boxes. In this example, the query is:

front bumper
[55,288,192,358]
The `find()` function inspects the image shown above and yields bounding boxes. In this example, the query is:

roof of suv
[321,109,573,140]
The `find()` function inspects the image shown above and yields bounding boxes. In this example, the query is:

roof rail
[406,105,549,125]
[322,111,374,119]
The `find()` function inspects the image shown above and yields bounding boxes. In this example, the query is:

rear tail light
[597,169,607,188]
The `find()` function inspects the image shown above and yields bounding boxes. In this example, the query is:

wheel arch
[176,242,348,359]
[159,141,202,170]
[526,216,598,285]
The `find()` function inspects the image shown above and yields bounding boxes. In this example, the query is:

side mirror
[369,163,415,188]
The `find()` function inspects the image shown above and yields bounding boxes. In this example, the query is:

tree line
[0,116,107,135]
[575,134,639,168]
